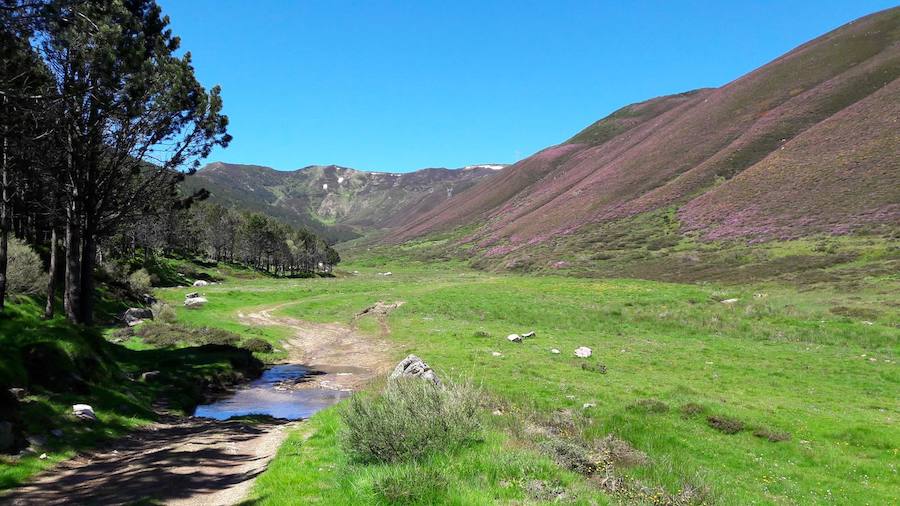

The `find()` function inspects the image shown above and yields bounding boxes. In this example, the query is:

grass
[156,259,898,504]
[0,295,262,490]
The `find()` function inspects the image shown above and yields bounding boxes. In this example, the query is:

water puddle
[193,364,349,420]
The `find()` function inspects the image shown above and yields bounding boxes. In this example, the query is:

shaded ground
[3,303,392,505]
[3,416,293,506]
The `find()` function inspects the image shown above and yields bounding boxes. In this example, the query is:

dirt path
[4,302,393,506]
[238,301,394,392]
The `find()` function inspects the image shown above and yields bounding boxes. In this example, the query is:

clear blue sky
[158,0,897,172]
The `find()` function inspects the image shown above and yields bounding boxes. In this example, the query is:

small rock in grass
[72,404,98,422]
[123,307,153,325]
[550,348,560,354]
[574,346,592,358]
[522,331,535,338]
[193,280,209,287]
[185,292,200,299]
[184,297,208,308]
[492,409,503,416]
[39,453,47,460]
[861,321,874,325]
[582,403,595,409]
[721,298,739,304]
[507,334,522,343]
[491,351,502,357]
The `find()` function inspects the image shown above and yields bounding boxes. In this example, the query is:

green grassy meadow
[159,259,898,505]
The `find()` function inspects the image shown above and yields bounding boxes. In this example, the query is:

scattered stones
[550,348,560,354]
[72,404,98,422]
[184,296,208,308]
[507,334,522,343]
[0,422,13,451]
[140,371,161,382]
[522,331,535,338]
[9,387,26,401]
[721,298,739,305]
[122,307,152,326]
[192,280,209,287]
[574,346,592,358]
[389,354,441,385]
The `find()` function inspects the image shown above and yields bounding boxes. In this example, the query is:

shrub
[707,415,744,434]
[580,362,607,374]
[242,338,273,353]
[541,436,599,475]
[194,327,240,346]
[6,238,46,295]
[151,302,178,323]
[136,322,186,347]
[341,378,482,463]
[128,268,153,294]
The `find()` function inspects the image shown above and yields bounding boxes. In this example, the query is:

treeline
[113,202,340,276]
[0,1,332,325]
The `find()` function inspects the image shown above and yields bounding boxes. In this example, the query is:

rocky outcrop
[389,355,441,386]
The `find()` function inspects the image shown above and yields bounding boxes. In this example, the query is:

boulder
[72,404,98,422]
[507,334,522,343]
[185,291,200,299]
[389,355,440,385]
[574,346,592,358]
[193,280,209,287]
[0,422,13,452]
[184,297,208,308]
[123,308,152,326]
[140,371,161,382]
[8,387,26,401]
[522,331,536,338]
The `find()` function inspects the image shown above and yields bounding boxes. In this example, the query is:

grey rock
[72,404,98,422]
[184,296,208,308]
[522,331,536,338]
[574,346,592,358]
[192,280,209,287]
[123,307,152,325]
[9,387,26,401]
[140,371,161,382]
[185,292,200,299]
[389,354,441,385]
[506,334,522,343]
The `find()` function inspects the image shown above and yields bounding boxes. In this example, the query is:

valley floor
[162,261,897,505]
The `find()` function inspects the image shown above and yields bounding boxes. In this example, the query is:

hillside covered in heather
[184,162,504,242]
[386,7,900,265]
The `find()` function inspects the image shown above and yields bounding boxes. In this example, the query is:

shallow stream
[193,364,348,420]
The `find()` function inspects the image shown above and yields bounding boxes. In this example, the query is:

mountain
[387,8,900,258]
[184,163,505,242]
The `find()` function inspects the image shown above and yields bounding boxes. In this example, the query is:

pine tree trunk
[64,202,82,323]
[44,227,59,319]
[0,105,8,313]
[79,223,97,325]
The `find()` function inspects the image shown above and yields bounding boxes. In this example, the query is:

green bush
[128,268,153,294]
[241,338,273,353]
[151,301,177,323]
[6,237,46,295]
[341,378,483,463]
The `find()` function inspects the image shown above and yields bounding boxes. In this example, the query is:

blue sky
[158,0,897,172]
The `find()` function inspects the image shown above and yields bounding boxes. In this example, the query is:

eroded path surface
[4,302,393,506]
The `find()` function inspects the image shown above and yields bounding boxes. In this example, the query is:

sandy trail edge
[3,302,392,506]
